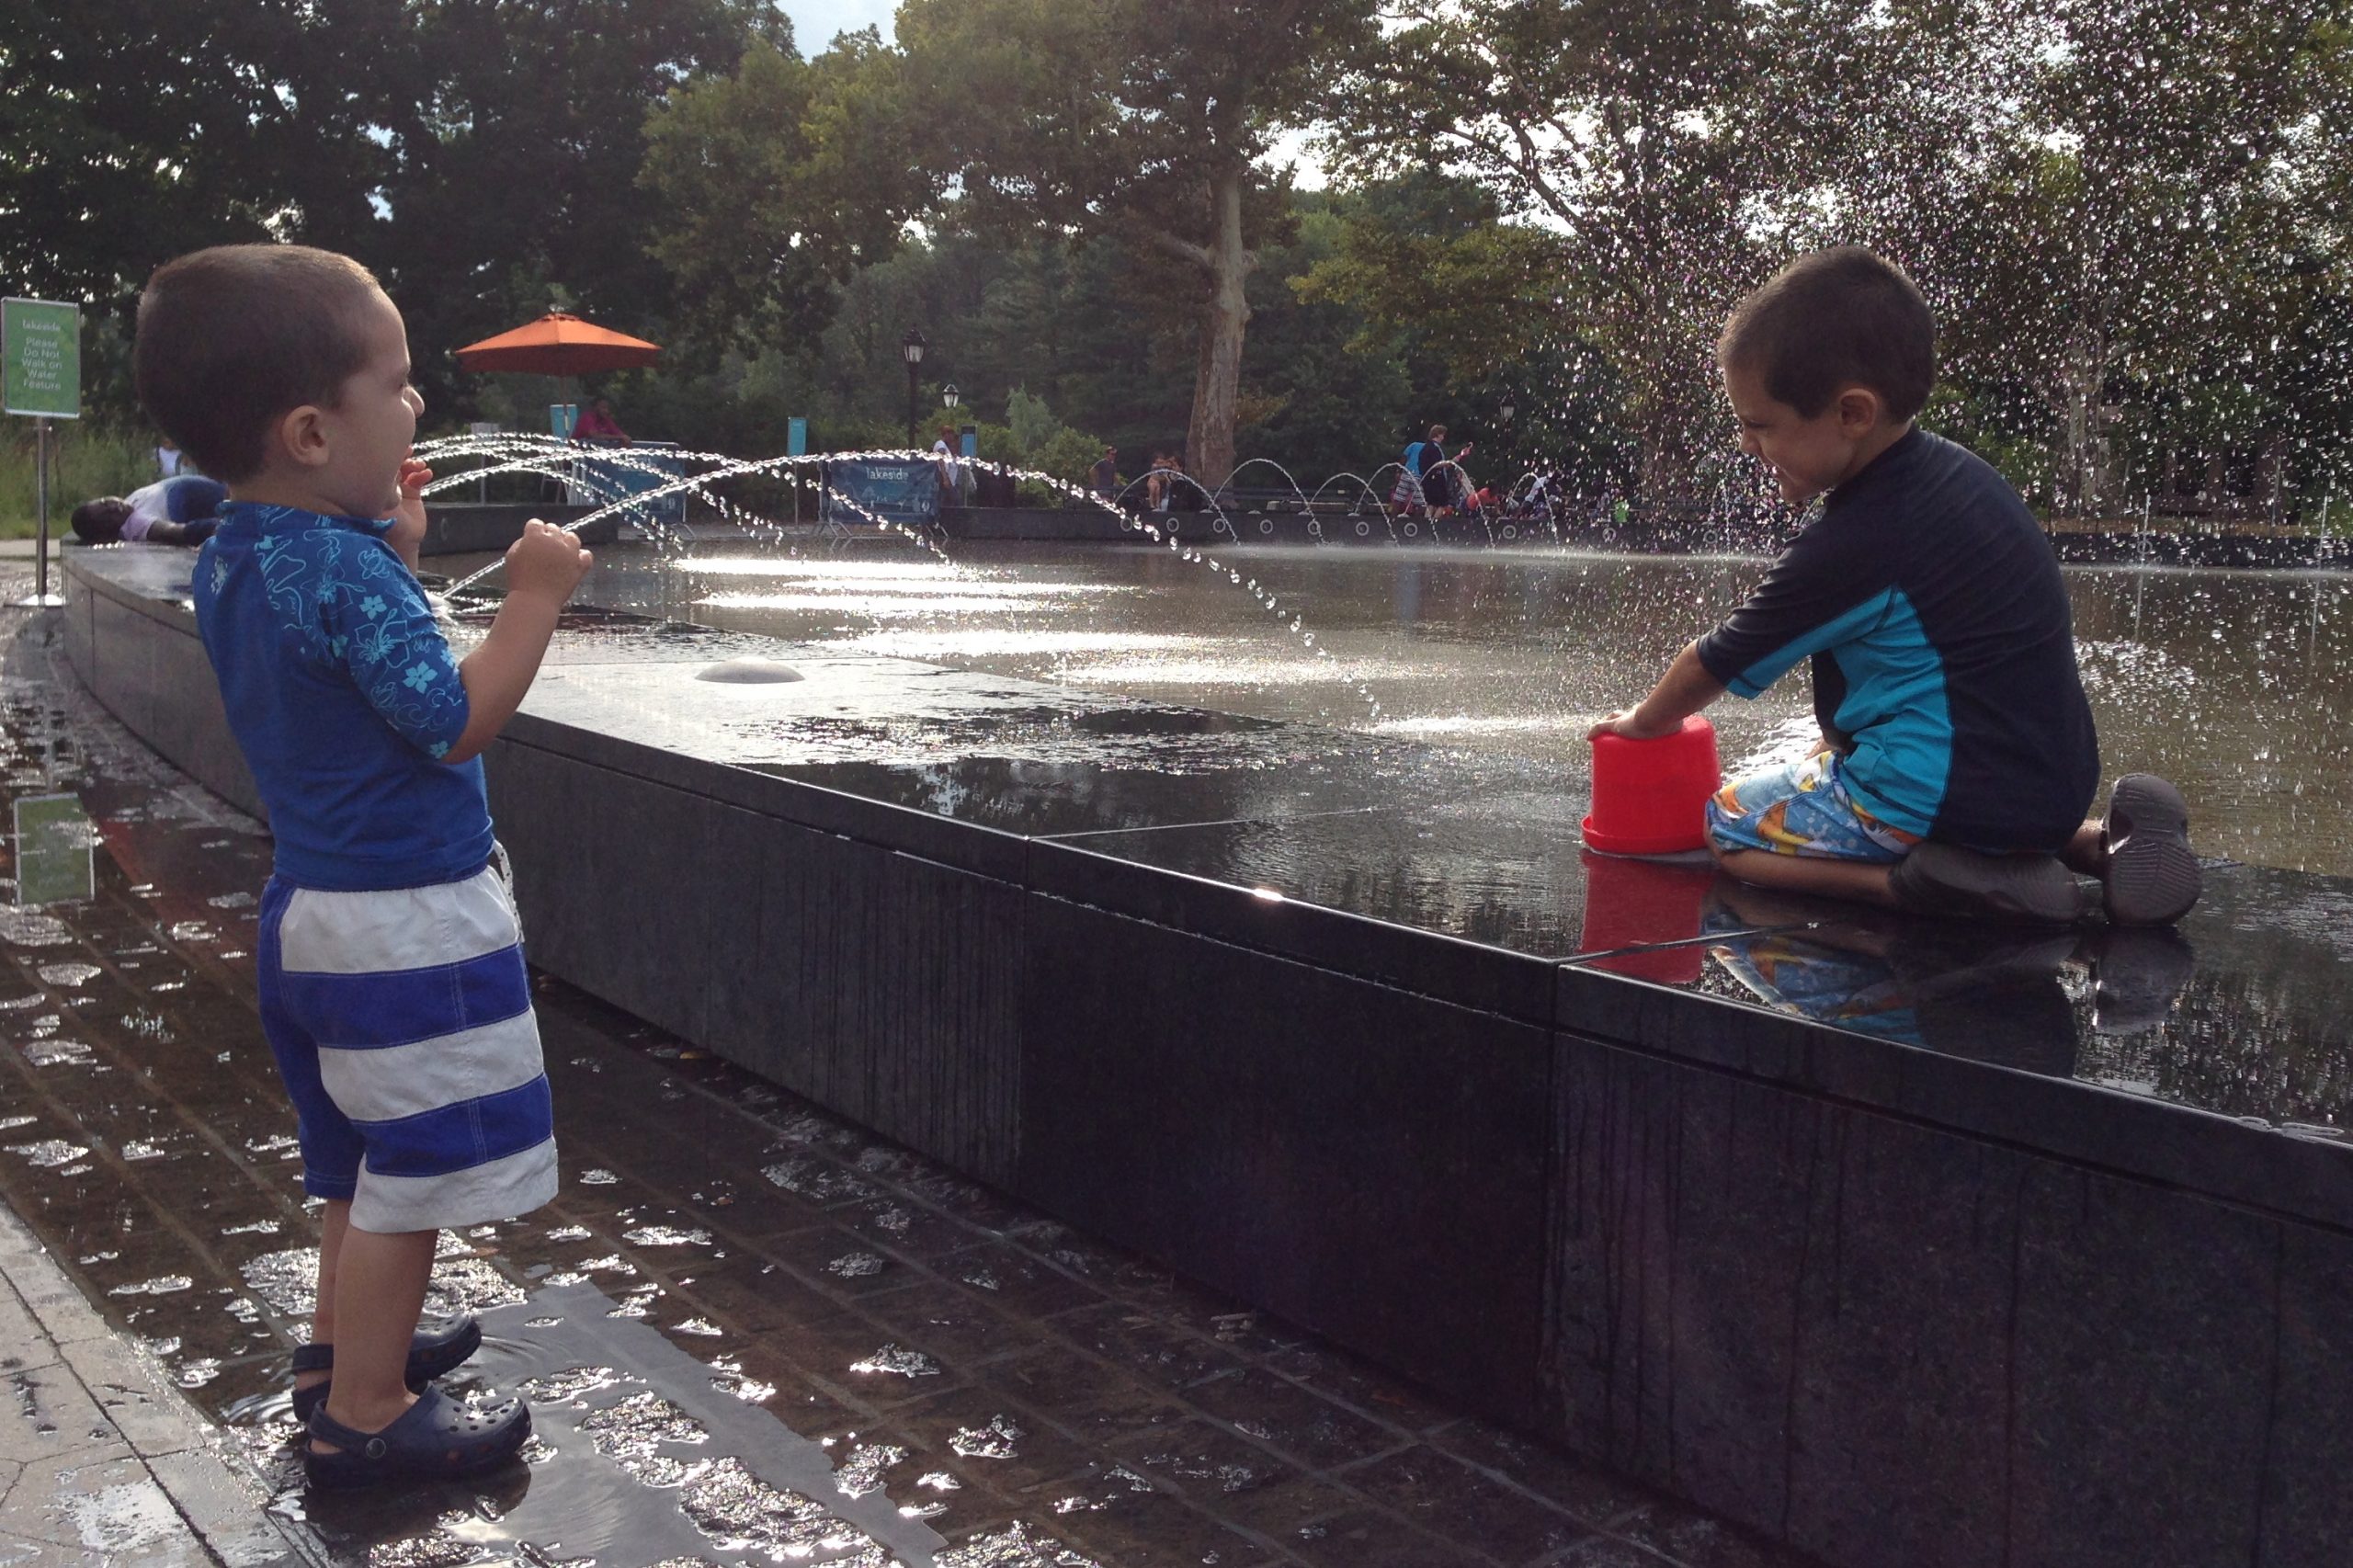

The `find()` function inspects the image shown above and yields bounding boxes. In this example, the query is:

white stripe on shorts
[351,1139,558,1236]
[278,863,515,974]
[318,1011,548,1127]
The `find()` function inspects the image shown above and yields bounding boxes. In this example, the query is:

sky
[779,0,898,48]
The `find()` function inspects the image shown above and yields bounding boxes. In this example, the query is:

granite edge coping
[63,550,2353,1238]
[1555,964,2353,1238]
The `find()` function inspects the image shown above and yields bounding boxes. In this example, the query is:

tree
[638,28,925,358]
[897,0,1380,486]
[1327,0,1788,499]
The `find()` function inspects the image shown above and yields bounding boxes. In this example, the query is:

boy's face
[312,289,424,518]
[1723,361,1881,506]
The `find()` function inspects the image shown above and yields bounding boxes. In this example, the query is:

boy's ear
[1834,385,1883,438]
[275,403,333,471]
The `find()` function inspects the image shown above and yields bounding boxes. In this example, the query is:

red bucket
[1575,851,1715,984]
[1583,715,1722,857]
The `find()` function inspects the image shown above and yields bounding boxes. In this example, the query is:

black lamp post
[901,328,927,449]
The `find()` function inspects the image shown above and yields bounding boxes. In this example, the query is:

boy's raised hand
[387,457,433,569]
[504,519,593,605]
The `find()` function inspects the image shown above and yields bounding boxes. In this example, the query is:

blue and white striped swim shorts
[256,859,557,1234]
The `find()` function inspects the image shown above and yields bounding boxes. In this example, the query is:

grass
[0,425,165,540]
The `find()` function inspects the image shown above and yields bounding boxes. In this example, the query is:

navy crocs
[290,1315,483,1423]
[303,1384,531,1489]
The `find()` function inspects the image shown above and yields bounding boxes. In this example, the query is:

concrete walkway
[0,1205,312,1567]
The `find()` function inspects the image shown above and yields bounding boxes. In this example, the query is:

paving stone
[1336,1446,1597,1565]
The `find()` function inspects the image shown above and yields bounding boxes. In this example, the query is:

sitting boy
[1589,246,2200,927]
[136,243,592,1486]
[70,472,229,546]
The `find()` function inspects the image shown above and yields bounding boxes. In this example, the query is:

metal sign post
[4,298,82,608]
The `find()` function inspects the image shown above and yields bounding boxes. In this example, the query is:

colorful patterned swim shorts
[1703,750,1922,864]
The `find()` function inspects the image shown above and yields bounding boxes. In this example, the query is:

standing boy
[1590,246,2200,927]
[135,244,592,1486]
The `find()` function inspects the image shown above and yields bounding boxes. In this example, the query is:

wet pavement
[0,580,1824,1564]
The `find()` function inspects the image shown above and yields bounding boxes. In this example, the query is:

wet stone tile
[1055,1302,1248,1396]
[980,1351,1195,1450]
[1108,1417,1309,1513]
[1334,1446,1596,1564]
[1183,1367,1409,1472]
[1288,1509,1495,1568]
[936,1239,1112,1321]
[1430,1422,1656,1532]
[840,1195,986,1263]
[1259,1342,1459,1437]
[1035,1469,1286,1568]
[885,1383,1101,1496]
[1576,1505,1822,1568]
[859,1285,1051,1371]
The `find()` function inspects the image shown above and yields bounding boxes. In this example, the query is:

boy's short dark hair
[133,244,385,483]
[1719,246,1936,423]
[70,498,132,544]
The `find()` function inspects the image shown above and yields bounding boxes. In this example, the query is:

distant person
[932,425,962,503]
[571,396,630,444]
[1091,446,1119,503]
[69,473,229,546]
[1392,424,1471,514]
[1588,245,2200,928]
[137,242,592,1488]
[1145,451,1176,512]
[155,437,187,477]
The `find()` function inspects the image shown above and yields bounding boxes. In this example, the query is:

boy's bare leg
[313,1225,437,1450]
[2061,820,2106,878]
[294,1199,353,1405]
[1714,848,1901,909]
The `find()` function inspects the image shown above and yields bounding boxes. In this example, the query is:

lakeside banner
[822,459,939,527]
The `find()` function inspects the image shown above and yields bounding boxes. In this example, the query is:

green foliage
[0,426,160,539]
[638,30,926,358]
[1005,389,1062,458]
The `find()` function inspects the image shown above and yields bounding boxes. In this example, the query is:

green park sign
[3,298,81,419]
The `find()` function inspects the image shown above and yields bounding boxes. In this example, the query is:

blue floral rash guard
[194,502,494,890]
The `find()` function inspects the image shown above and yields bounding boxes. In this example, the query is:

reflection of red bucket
[1577,852,1714,983]
[1583,716,1722,856]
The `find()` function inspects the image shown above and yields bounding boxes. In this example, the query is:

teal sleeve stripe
[1729,589,1893,699]
[1832,589,1951,834]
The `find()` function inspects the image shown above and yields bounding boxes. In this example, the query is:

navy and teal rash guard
[1693,428,2100,855]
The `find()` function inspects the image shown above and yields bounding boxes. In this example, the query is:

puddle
[119,1140,166,1161]
[671,1318,722,1337]
[949,1415,1022,1460]
[760,1159,877,1204]
[833,1442,908,1499]
[677,1456,882,1561]
[622,1226,713,1248]
[241,1240,526,1320]
[935,1523,1102,1567]
[108,1276,193,1297]
[0,909,74,946]
[580,1169,620,1186]
[23,1039,94,1067]
[7,1139,89,1167]
[825,1253,887,1279]
[847,1346,939,1379]
[56,1480,186,1555]
[34,960,102,986]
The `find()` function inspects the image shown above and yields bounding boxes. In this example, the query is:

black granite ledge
[60,543,2353,1199]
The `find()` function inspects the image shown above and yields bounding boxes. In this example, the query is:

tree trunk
[1187,167,1253,489]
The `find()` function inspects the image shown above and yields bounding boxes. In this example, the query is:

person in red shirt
[571,396,630,444]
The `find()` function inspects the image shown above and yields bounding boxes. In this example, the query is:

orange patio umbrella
[454,310,661,376]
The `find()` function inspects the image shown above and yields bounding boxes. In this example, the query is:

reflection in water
[524,540,2353,875]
